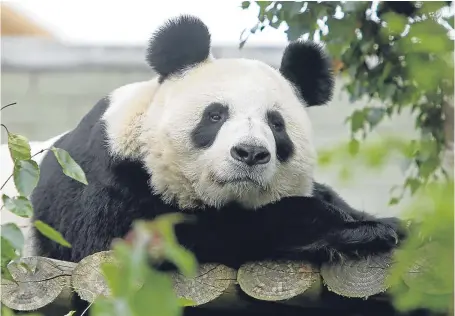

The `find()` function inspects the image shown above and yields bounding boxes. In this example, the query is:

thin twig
[80,295,97,316]
[1,124,10,135]
[0,174,13,192]
[1,102,17,111]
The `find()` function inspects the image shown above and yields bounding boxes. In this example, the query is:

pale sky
[7,0,289,46]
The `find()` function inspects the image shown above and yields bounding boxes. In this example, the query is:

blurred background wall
[1,1,419,218]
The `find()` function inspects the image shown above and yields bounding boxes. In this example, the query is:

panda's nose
[230,144,271,166]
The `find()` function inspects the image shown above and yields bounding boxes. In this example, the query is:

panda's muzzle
[212,175,264,188]
[230,144,271,166]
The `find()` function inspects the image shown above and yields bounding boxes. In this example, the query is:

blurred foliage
[92,215,196,316]
[317,135,449,203]
[1,103,194,315]
[317,136,454,314]
[241,0,454,201]
[387,180,454,314]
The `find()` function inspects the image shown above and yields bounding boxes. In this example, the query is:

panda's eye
[267,110,286,133]
[209,113,222,122]
[272,121,284,132]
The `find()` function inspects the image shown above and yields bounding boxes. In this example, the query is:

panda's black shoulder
[30,96,167,262]
[33,95,158,205]
[312,181,339,204]
[36,96,112,183]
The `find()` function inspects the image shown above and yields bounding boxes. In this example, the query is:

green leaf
[365,107,385,129]
[1,237,18,260]
[1,306,14,316]
[349,110,366,133]
[179,297,196,307]
[317,150,333,167]
[405,178,422,195]
[13,159,40,197]
[382,12,408,35]
[359,40,374,54]
[342,1,366,13]
[91,297,121,316]
[404,19,453,54]
[34,220,71,248]
[285,1,305,18]
[256,1,272,12]
[326,42,349,59]
[1,237,19,281]
[348,138,360,156]
[389,197,400,205]
[241,1,250,9]
[285,17,313,41]
[1,306,42,316]
[64,312,76,316]
[338,165,353,183]
[325,15,357,43]
[2,194,33,218]
[1,223,24,253]
[148,214,198,277]
[100,262,122,296]
[8,133,31,162]
[164,245,197,278]
[1,237,17,265]
[131,268,181,316]
[51,147,88,185]
[446,16,454,29]
[418,1,448,15]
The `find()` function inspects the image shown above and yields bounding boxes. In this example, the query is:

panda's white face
[136,58,316,209]
[104,15,333,210]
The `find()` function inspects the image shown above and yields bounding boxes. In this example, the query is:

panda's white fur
[102,58,316,210]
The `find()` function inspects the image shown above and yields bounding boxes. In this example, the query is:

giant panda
[29,15,405,315]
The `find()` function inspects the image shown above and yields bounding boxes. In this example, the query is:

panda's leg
[264,200,402,261]
[312,182,375,221]
[173,196,403,266]
[312,182,407,241]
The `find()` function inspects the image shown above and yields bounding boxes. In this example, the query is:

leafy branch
[1,103,87,284]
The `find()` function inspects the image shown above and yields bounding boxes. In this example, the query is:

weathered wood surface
[1,256,76,311]
[0,249,410,312]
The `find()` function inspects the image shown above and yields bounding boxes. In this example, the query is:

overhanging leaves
[51,147,88,185]
[34,220,71,248]
[1,223,24,253]
[13,159,40,197]
[1,194,33,218]
[8,133,31,162]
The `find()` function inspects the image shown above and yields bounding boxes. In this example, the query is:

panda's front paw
[372,220,400,249]
[379,216,408,242]
[326,220,401,259]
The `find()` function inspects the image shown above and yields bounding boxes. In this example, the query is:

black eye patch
[266,110,294,162]
[191,102,229,148]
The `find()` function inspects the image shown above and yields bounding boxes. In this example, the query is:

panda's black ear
[279,40,334,107]
[146,15,211,80]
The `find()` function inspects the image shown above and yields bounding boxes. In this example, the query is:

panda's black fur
[146,15,211,83]
[30,15,406,316]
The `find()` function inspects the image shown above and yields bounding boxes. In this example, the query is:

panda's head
[104,15,334,210]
